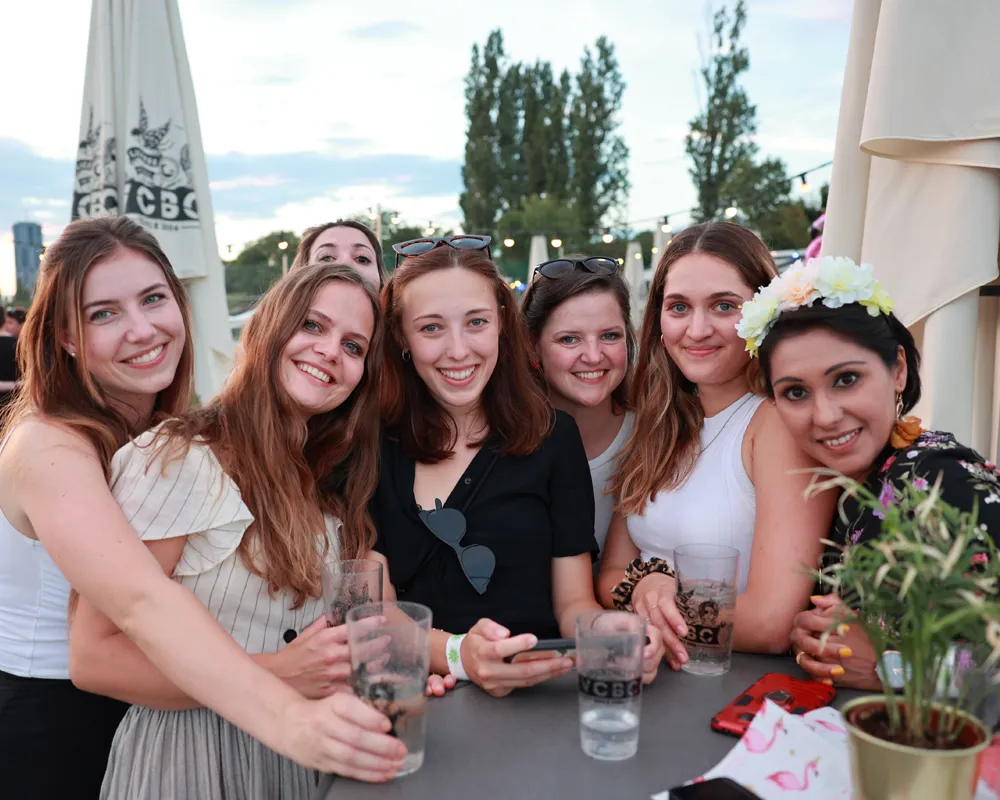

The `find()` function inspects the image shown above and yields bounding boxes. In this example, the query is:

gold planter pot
[842,696,991,800]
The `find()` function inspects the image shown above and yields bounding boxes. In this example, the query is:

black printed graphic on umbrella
[419,500,495,595]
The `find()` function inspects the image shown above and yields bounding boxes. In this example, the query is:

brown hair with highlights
[5,216,194,476]
[153,263,383,607]
[612,222,776,515]
[380,245,552,463]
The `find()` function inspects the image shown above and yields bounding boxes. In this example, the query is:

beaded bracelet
[611,557,677,612]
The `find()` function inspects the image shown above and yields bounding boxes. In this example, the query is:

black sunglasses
[534,257,619,280]
[392,235,493,269]
[418,499,495,595]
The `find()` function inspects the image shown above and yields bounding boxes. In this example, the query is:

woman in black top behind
[371,236,662,697]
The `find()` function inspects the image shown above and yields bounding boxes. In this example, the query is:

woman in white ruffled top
[70,263,407,798]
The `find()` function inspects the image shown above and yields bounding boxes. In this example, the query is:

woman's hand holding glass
[631,573,689,671]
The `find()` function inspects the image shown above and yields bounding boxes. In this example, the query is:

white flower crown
[735,256,894,357]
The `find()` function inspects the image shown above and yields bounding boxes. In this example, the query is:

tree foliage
[460,30,630,242]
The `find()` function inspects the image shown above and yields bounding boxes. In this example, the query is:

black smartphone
[504,638,577,663]
[669,777,763,799]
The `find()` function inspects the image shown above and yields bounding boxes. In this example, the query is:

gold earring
[895,393,904,419]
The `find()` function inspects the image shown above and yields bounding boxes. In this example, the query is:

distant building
[12,221,43,297]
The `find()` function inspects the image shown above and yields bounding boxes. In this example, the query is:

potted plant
[811,472,1000,800]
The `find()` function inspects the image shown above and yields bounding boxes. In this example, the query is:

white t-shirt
[588,411,635,559]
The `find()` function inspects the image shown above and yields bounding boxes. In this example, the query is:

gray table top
[314,654,863,800]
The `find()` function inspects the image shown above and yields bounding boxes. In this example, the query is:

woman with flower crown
[596,223,836,670]
[740,255,1000,689]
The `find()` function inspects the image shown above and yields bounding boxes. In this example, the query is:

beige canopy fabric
[823,0,1000,456]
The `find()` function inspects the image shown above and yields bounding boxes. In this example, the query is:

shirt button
[464,478,472,485]
[283,629,297,643]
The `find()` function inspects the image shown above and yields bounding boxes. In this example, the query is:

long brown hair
[154,263,383,607]
[380,245,552,463]
[292,220,386,285]
[520,254,636,413]
[612,223,776,514]
[6,217,194,477]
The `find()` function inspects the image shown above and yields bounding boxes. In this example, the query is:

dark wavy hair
[380,245,552,463]
[520,254,636,413]
[758,302,922,414]
[292,220,386,285]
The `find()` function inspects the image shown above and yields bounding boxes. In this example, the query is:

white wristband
[446,634,470,681]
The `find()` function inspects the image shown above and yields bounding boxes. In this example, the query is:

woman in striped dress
[70,263,407,798]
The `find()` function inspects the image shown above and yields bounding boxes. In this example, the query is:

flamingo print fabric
[653,699,999,800]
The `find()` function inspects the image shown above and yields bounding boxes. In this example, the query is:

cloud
[349,20,421,39]
[753,0,851,22]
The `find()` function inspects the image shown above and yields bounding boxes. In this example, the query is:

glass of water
[346,601,432,778]
[673,543,739,676]
[322,559,383,627]
[575,609,646,761]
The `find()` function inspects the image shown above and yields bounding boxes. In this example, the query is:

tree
[224,230,300,298]
[459,31,506,234]
[496,194,583,282]
[569,37,630,238]
[722,156,790,229]
[686,0,760,222]
[756,201,812,250]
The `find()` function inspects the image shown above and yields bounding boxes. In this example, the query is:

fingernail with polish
[820,678,834,685]
[839,647,853,658]
[831,666,845,677]
[810,595,823,603]
[838,624,850,635]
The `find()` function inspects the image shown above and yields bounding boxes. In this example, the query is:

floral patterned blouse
[831,429,1000,549]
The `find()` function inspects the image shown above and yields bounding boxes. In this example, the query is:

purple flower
[850,528,864,544]
[907,450,919,458]
[873,480,895,519]
[912,477,928,490]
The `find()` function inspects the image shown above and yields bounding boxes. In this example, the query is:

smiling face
[68,248,186,415]
[537,289,628,409]
[400,266,500,419]
[309,226,380,287]
[280,280,375,420]
[768,327,906,478]
[659,253,755,390]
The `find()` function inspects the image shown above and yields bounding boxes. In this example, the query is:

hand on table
[791,594,880,690]
[461,618,574,698]
[631,573,689,671]
[426,673,458,697]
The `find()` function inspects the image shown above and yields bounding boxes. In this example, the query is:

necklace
[698,394,756,454]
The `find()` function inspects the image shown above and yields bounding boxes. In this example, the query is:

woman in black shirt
[744,256,1000,689]
[372,237,662,696]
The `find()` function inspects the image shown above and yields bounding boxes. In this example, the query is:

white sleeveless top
[111,428,339,653]
[589,411,634,558]
[626,393,764,594]
[0,510,73,679]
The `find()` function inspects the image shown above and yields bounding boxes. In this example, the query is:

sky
[0,0,852,296]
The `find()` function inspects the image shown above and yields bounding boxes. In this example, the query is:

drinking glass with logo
[673,544,739,676]
[347,601,432,777]
[575,610,646,761]
[322,558,384,626]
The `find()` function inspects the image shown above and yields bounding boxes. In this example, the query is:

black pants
[0,669,129,799]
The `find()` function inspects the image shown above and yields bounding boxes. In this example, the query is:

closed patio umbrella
[72,0,234,402]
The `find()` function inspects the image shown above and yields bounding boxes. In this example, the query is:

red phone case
[710,672,836,736]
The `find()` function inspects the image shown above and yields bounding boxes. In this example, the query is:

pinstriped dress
[99,428,339,800]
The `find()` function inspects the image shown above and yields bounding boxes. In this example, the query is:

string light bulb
[602,233,614,244]
[660,216,672,234]
[724,203,739,219]
[503,238,515,248]
[799,173,810,193]
[550,238,563,249]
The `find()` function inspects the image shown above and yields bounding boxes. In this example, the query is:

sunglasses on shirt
[418,499,495,595]
[534,257,619,280]
[391,235,493,269]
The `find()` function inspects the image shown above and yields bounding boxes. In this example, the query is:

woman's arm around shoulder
[738,402,837,653]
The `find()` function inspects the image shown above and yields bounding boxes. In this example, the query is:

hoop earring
[402,350,411,362]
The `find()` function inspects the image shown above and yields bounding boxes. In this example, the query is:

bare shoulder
[5,415,101,478]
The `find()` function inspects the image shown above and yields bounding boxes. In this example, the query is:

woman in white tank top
[596,223,835,671]
[521,255,636,561]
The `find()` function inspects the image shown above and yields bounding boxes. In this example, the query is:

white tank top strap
[626,392,765,594]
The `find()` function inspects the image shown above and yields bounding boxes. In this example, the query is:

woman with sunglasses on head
[370,235,663,698]
[73,262,407,796]
[0,221,404,798]
[521,255,636,561]
[292,220,385,287]
[742,256,1000,689]
[596,223,836,671]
